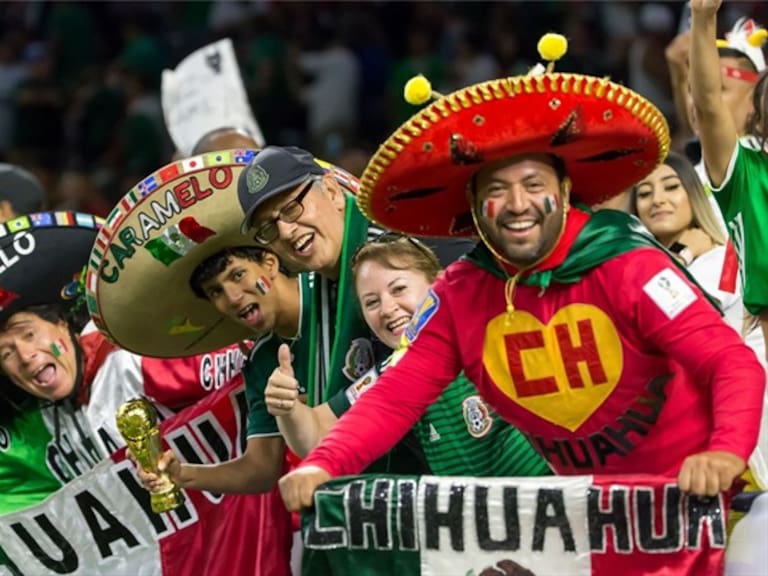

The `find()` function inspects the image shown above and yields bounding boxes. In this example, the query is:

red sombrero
[358,34,670,238]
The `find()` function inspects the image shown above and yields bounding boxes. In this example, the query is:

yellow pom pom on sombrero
[404,75,433,106]
[357,32,670,239]
[537,33,568,62]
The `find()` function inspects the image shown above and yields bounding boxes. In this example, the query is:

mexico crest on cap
[247,165,269,194]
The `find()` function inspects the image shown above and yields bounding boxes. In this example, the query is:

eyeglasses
[252,178,317,244]
[350,231,432,268]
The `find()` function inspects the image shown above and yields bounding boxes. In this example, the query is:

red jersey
[303,212,765,478]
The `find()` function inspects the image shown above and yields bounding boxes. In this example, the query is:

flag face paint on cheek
[542,194,558,215]
[50,338,68,359]
[255,275,271,295]
[482,198,503,218]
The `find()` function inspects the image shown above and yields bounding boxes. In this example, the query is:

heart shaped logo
[482,304,622,432]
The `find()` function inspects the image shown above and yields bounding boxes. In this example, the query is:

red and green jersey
[303,209,765,478]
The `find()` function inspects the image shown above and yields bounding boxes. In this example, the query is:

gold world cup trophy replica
[116,398,185,513]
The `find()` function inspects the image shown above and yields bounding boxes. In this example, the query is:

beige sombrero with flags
[358,33,671,238]
[87,149,360,357]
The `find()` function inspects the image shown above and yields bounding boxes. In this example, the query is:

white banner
[162,38,265,156]
[418,475,592,576]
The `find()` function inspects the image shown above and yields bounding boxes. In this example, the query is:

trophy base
[151,488,185,513]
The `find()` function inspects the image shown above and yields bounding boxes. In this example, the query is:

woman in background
[634,152,767,489]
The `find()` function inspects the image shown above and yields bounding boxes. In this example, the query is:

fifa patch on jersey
[404,289,440,343]
[462,395,493,438]
[344,366,379,405]
[643,268,697,320]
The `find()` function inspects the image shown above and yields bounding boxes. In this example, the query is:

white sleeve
[707,141,741,193]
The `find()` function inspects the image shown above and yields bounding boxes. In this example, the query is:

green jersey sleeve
[710,139,768,313]
[244,334,282,438]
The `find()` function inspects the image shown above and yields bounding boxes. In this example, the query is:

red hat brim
[359,73,670,237]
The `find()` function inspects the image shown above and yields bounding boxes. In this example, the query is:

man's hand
[265,344,300,416]
[279,465,331,512]
[677,450,746,496]
[126,448,182,492]
[690,0,722,16]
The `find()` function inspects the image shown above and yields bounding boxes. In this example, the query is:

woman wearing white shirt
[634,151,768,488]
[634,151,743,330]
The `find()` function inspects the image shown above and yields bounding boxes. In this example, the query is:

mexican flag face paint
[481,199,503,219]
[542,194,558,215]
[255,275,271,295]
[144,217,216,266]
[50,338,68,359]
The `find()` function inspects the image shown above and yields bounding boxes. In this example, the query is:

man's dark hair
[190,246,270,299]
[0,302,89,334]
[550,155,567,182]
[469,154,567,196]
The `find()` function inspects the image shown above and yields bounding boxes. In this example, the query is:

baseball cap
[0,163,47,216]
[238,145,324,234]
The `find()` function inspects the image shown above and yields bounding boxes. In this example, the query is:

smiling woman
[632,152,746,332]
[264,233,551,479]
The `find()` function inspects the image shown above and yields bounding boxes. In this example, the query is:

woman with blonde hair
[635,152,768,489]
[634,151,742,331]
[264,233,550,478]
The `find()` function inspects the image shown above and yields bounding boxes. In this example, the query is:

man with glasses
[238,146,382,406]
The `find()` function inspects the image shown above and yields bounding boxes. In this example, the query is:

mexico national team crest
[343,338,375,381]
[246,165,269,195]
[462,395,493,438]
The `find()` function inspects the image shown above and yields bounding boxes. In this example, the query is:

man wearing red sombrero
[279,34,766,511]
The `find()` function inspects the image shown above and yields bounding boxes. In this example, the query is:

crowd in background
[0,2,767,574]
[0,0,767,216]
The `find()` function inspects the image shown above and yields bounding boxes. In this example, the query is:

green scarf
[464,209,722,312]
[307,195,374,404]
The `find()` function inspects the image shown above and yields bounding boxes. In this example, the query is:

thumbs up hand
[265,343,300,416]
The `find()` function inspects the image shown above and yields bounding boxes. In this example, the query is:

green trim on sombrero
[358,73,670,238]
[88,149,362,358]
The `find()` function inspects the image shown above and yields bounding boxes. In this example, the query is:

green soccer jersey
[245,273,314,438]
[244,258,380,437]
[711,139,768,314]
[329,358,551,477]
